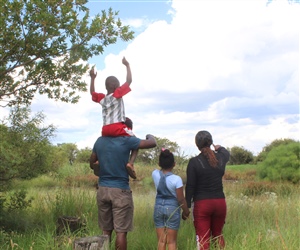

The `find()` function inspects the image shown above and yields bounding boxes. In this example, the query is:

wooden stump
[73,236,109,250]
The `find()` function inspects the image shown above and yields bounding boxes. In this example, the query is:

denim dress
[153,171,181,230]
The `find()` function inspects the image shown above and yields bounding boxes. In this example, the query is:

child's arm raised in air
[89,66,105,103]
[89,66,97,95]
[122,57,132,85]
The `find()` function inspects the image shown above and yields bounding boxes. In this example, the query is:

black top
[185,147,230,208]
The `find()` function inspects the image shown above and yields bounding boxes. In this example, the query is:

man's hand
[90,66,97,79]
[122,57,129,66]
[146,134,155,140]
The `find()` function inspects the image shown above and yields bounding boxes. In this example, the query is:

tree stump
[73,236,109,250]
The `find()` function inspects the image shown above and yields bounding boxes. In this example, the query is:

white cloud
[1,0,299,157]
[122,17,152,29]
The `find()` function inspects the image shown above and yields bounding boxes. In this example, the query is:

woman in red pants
[185,130,230,250]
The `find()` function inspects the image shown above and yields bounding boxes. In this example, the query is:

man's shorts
[97,186,134,232]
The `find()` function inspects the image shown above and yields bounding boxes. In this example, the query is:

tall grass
[1,163,299,250]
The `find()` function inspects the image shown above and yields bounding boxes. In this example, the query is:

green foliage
[57,143,79,165]
[0,107,57,190]
[75,147,92,163]
[228,146,254,165]
[0,190,34,231]
[5,190,33,211]
[255,138,297,163]
[258,141,300,183]
[0,0,134,107]
[0,164,299,249]
[49,145,70,168]
[137,136,185,165]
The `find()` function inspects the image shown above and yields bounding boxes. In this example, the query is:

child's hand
[122,57,129,66]
[90,66,97,78]
[182,211,190,220]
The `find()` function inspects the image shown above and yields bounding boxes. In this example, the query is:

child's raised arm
[122,57,132,85]
[89,66,97,95]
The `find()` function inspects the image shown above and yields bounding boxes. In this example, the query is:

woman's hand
[213,144,221,151]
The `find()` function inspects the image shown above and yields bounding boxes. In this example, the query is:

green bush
[228,146,254,165]
[255,138,296,163]
[0,190,35,231]
[258,141,300,183]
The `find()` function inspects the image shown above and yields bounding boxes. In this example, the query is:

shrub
[255,138,296,163]
[241,181,276,196]
[258,141,300,183]
[228,146,254,165]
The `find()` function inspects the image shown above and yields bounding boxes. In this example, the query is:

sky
[2,0,299,157]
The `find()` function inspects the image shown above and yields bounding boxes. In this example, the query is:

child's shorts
[153,204,180,230]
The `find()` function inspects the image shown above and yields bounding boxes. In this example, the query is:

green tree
[228,146,254,165]
[255,138,296,163]
[57,143,78,165]
[0,106,56,190]
[0,0,134,107]
[258,141,300,183]
[137,137,181,165]
[75,147,92,163]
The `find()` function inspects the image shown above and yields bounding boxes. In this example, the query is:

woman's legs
[193,199,227,250]
[193,200,212,250]
[211,199,226,249]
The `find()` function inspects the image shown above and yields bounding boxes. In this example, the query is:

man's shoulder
[99,136,140,143]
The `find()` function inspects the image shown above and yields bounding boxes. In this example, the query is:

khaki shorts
[97,186,134,232]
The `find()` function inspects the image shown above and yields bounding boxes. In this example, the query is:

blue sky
[2,0,299,157]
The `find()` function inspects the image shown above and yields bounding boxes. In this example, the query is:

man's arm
[122,57,132,85]
[89,152,98,169]
[89,67,97,95]
[138,134,157,149]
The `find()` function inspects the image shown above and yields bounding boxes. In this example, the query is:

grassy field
[0,163,299,250]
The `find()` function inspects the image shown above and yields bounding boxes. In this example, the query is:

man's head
[124,117,133,130]
[105,76,120,93]
[195,130,213,150]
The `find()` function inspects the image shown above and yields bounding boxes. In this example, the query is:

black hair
[124,117,133,129]
[105,76,120,92]
[195,130,213,150]
[159,149,175,169]
[195,130,218,168]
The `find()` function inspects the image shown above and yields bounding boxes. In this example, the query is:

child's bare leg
[126,149,138,179]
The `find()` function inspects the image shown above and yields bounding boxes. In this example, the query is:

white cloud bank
[2,0,299,157]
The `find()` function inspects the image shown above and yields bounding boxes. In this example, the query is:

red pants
[193,199,226,250]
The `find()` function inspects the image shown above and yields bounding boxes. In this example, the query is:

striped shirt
[92,82,131,125]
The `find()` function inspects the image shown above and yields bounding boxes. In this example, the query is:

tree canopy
[0,106,57,190]
[0,0,134,107]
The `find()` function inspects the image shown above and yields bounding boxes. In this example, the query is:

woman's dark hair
[195,130,218,168]
[159,149,175,169]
